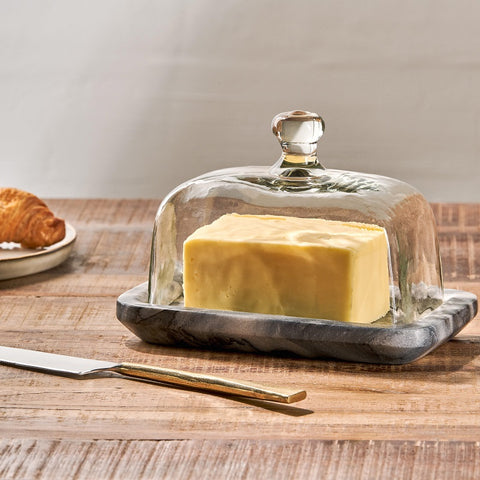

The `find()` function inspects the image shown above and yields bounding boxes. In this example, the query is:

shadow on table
[124,334,480,388]
[120,373,314,417]
[0,256,77,290]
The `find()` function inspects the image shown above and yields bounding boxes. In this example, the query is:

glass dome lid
[148,110,443,325]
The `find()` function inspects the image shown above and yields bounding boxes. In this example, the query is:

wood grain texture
[0,200,479,478]
[1,439,480,480]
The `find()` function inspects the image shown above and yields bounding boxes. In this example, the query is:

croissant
[0,187,66,248]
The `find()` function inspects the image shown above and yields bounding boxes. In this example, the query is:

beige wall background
[1,0,479,202]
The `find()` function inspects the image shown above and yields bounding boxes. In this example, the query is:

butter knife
[0,346,306,404]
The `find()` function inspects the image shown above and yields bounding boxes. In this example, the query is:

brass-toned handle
[114,362,306,404]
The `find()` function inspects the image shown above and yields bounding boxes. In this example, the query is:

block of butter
[183,214,390,323]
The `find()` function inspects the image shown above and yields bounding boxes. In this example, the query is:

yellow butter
[183,214,390,323]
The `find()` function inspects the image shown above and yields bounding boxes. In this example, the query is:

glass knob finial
[271,110,325,170]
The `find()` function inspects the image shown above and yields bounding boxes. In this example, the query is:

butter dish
[116,110,477,363]
[117,284,476,364]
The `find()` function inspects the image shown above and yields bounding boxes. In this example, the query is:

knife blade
[0,346,306,404]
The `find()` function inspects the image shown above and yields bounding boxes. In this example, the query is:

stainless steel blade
[0,346,117,376]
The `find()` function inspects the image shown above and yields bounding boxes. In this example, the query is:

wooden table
[1,200,479,479]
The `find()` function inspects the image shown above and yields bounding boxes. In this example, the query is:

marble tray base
[116,284,477,364]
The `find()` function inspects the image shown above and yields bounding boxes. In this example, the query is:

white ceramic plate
[0,223,76,280]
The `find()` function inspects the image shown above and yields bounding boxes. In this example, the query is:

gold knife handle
[114,362,306,404]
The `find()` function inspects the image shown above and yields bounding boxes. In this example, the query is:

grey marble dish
[116,284,477,364]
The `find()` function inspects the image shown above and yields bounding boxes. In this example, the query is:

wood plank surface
[1,200,479,479]
[2,439,480,480]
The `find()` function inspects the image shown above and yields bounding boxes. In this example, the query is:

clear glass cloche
[148,110,443,325]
